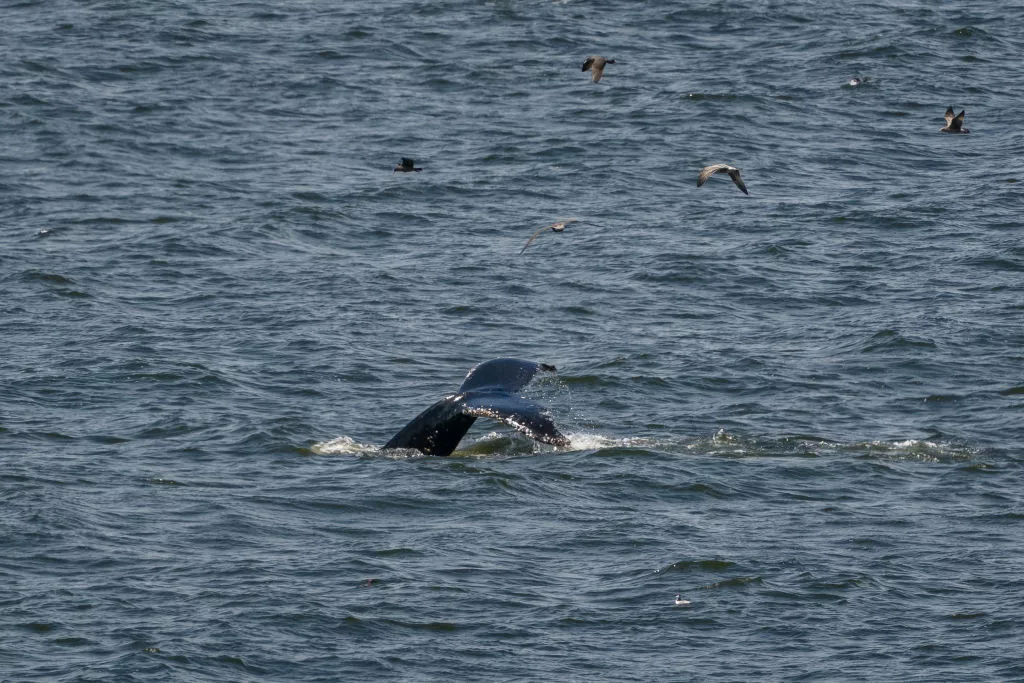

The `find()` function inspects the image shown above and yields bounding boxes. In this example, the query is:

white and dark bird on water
[394,157,423,172]
[697,164,749,195]
[940,106,969,134]
[582,55,615,83]
[674,594,692,606]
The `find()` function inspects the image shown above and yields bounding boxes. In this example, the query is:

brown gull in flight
[697,164,749,195]
[519,219,581,254]
[940,107,969,134]
[582,56,615,83]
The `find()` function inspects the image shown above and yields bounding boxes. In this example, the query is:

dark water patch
[924,394,963,403]
[149,478,187,486]
[860,329,937,353]
[701,576,763,590]
[19,271,75,285]
[660,559,737,573]
[948,611,987,620]
[54,636,97,647]
[86,434,130,445]
[372,547,424,558]
[381,619,460,633]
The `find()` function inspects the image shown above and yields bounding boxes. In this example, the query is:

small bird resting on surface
[582,55,615,83]
[674,594,692,606]
[394,157,423,172]
[520,219,580,254]
[697,164,749,195]
[940,106,969,134]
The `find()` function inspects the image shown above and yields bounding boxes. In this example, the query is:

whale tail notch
[383,358,569,456]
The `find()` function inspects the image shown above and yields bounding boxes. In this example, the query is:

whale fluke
[383,358,569,456]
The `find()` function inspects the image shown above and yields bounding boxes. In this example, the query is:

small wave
[659,559,737,574]
[310,436,381,456]
[700,576,764,590]
[309,431,981,463]
[846,438,979,463]
[564,432,660,451]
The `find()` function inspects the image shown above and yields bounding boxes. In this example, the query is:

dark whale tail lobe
[383,358,570,456]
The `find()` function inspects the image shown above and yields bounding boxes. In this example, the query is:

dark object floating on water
[697,164,749,195]
[394,157,423,172]
[940,107,969,134]
[848,77,862,86]
[582,55,615,83]
[383,358,570,456]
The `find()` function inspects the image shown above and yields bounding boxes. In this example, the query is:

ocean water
[3,0,1024,679]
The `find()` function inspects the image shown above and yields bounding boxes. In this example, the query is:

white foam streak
[310,436,379,455]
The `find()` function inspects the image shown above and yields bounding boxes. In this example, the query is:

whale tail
[382,395,477,456]
[383,359,569,456]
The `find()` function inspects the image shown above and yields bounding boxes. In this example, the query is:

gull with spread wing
[582,56,616,83]
[940,106,969,134]
[697,164,749,195]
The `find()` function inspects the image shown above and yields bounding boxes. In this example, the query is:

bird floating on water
[582,56,615,83]
[848,77,862,87]
[674,594,692,606]
[940,106,969,134]
[520,219,581,254]
[394,157,423,172]
[697,164,749,195]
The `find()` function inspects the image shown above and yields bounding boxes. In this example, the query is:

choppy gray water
[3,0,1024,680]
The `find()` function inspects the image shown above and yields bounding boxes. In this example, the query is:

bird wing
[944,107,955,127]
[520,225,554,254]
[728,169,749,195]
[582,56,595,72]
[951,110,965,130]
[697,164,727,187]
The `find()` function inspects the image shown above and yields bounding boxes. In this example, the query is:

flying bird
[394,157,423,172]
[940,106,969,134]
[520,219,580,254]
[697,164,749,195]
[582,56,616,83]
